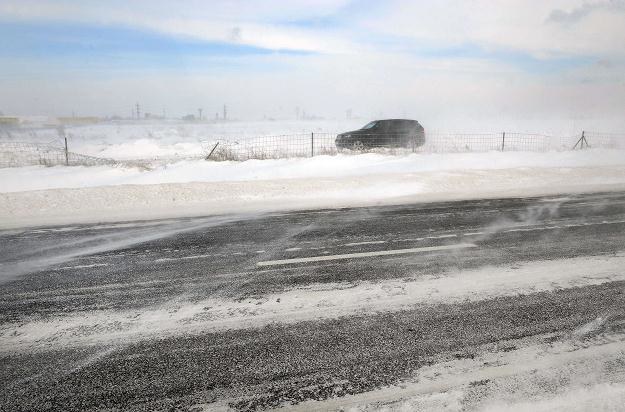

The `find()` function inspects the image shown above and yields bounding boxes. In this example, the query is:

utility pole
[135,102,141,120]
[198,108,203,121]
[223,104,227,121]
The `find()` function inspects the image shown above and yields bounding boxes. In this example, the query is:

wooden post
[573,130,586,150]
[501,132,505,152]
[205,142,220,160]
[311,132,314,157]
[64,137,69,166]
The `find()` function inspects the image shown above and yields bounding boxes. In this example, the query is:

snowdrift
[2,149,625,229]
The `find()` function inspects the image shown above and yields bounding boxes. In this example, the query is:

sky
[0,0,624,131]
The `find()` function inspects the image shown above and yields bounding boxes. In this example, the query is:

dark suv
[335,119,425,150]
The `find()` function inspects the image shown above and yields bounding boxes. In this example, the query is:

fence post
[64,137,69,166]
[205,142,220,160]
[311,132,314,157]
[573,130,587,150]
[501,132,505,152]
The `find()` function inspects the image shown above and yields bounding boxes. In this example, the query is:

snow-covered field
[2,149,625,228]
[3,119,366,160]
[5,119,621,161]
[2,149,625,193]
[2,120,625,228]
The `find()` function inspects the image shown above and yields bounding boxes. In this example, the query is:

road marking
[397,234,459,242]
[59,263,109,270]
[343,241,386,246]
[427,234,457,239]
[154,254,213,262]
[256,243,477,267]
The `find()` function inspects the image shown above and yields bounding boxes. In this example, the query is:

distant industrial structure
[0,116,20,126]
[57,117,101,125]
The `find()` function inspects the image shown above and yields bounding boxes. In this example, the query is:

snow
[3,118,625,229]
[2,254,624,351]
[1,149,625,228]
[2,149,625,193]
[5,119,367,159]
[291,337,625,412]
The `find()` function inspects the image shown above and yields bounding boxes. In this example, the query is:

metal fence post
[311,132,314,157]
[205,142,220,160]
[501,132,505,152]
[64,137,69,166]
[573,130,587,150]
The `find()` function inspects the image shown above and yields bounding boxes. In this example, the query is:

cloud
[0,0,624,130]
[547,0,625,24]
[0,0,358,53]
[365,0,625,59]
[2,0,625,58]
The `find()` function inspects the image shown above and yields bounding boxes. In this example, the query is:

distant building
[0,116,20,126]
[182,114,196,121]
[57,116,101,125]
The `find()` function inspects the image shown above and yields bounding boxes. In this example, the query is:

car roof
[375,119,419,122]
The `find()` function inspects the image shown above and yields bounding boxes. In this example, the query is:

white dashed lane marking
[343,241,386,247]
[257,243,477,267]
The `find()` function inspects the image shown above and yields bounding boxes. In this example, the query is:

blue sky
[0,11,595,75]
[0,0,624,127]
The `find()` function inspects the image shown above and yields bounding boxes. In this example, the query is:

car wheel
[352,140,365,151]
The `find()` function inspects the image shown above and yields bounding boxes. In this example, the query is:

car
[335,119,425,150]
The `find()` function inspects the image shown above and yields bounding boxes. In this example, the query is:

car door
[398,120,414,147]
[384,120,404,147]
[375,120,391,147]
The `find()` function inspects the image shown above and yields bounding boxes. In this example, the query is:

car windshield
[361,121,378,130]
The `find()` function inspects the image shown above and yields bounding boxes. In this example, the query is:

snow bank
[1,150,625,228]
[2,149,625,193]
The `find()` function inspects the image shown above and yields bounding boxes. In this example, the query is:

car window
[361,121,378,130]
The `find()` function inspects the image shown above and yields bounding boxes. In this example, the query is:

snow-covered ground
[2,149,625,228]
[2,149,625,193]
[5,119,619,161]
[3,121,625,229]
[3,119,367,159]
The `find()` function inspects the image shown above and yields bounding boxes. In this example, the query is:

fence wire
[204,131,625,161]
[1,130,624,168]
[0,141,117,168]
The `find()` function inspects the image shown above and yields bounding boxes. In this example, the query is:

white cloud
[0,0,358,53]
[2,0,625,57]
[367,0,625,58]
[1,0,624,130]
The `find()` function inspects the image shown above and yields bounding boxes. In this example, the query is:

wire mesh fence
[1,130,624,168]
[0,141,117,168]
[203,131,625,161]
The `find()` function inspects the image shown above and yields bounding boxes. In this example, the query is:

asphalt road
[1,191,625,411]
